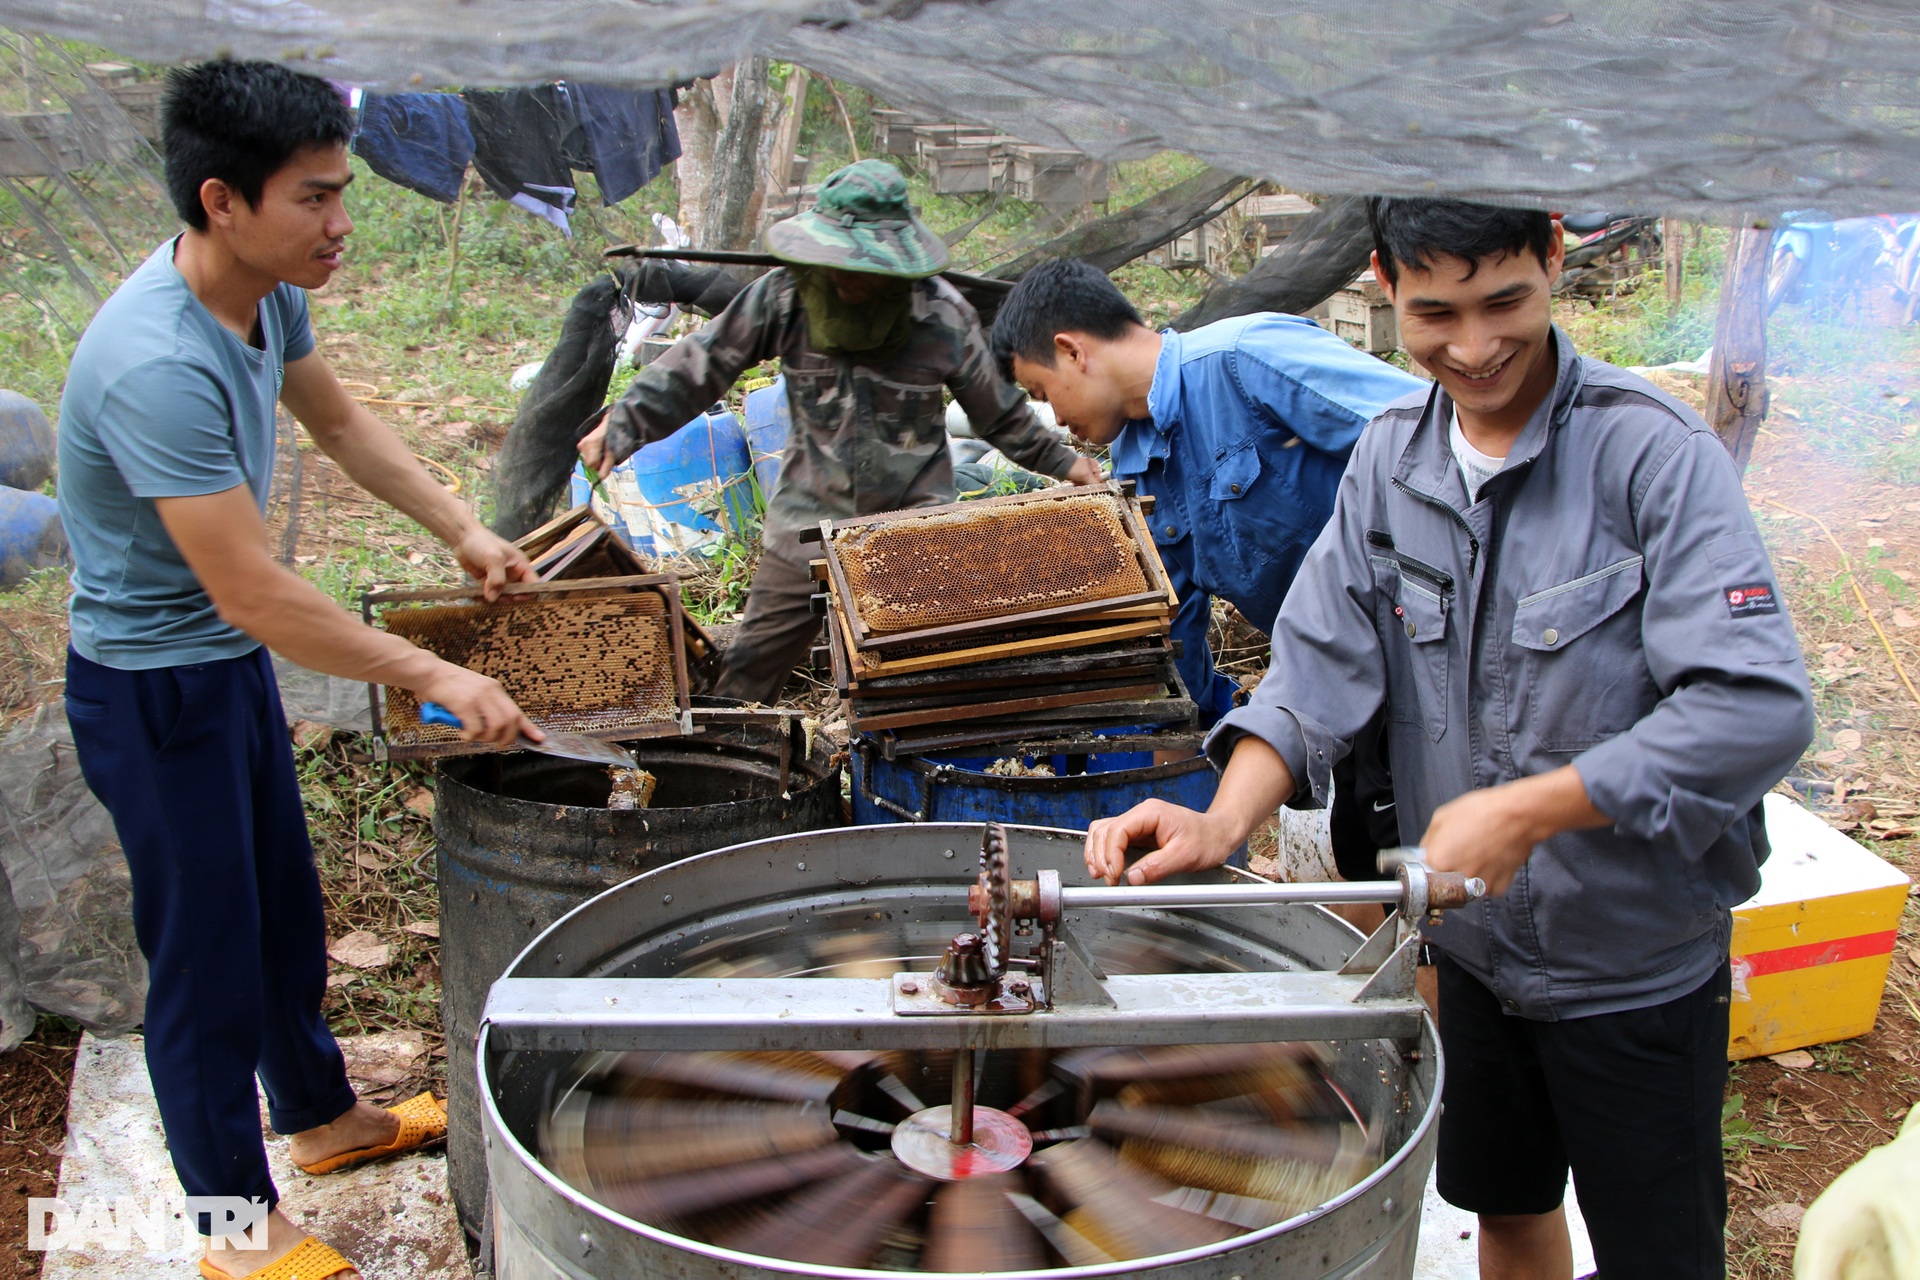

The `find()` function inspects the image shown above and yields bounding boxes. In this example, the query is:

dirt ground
[0,1023,80,1280]
[1,353,1916,1279]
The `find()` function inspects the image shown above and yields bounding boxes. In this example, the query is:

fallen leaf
[449,394,475,406]
[1868,538,1887,548]
[1756,1203,1805,1231]
[1833,729,1863,752]
[403,920,440,939]
[1874,826,1915,840]
[325,973,356,988]
[406,551,426,565]
[1842,800,1878,821]
[442,420,474,438]
[1893,608,1918,629]
[328,930,391,970]
[1768,1049,1816,1070]
[353,847,390,872]
[289,718,333,751]
[1814,749,1849,766]
[403,788,434,820]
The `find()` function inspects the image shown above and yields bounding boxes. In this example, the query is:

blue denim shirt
[1112,314,1426,723]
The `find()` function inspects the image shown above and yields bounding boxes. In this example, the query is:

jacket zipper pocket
[1366,529,1455,595]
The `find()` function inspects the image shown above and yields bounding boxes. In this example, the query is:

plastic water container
[0,391,55,492]
[0,486,66,587]
[741,377,789,496]
[572,404,751,555]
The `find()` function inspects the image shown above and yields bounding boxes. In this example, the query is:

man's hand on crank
[1084,801,1239,886]
[1419,765,1611,896]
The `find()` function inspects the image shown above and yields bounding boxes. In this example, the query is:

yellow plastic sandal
[197,1234,357,1279]
[294,1091,448,1176]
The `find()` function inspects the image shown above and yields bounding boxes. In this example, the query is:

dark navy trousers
[65,646,355,1224]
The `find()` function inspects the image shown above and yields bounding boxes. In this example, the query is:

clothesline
[349,82,682,236]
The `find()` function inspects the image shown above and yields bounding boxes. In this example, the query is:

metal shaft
[1059,881,1405,910]
[949,1048,975,1145]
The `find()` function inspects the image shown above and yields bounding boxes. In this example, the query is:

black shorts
[1435,954,1732,1279]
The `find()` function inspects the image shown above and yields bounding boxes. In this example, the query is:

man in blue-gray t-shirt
[59,61,541,1280]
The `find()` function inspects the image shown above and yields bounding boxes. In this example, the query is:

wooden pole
[1662,216,1684,305]
[1705,225,1774,475]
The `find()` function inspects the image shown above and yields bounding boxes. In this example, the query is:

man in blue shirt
[992,259,1424,723]
[59,60,538,1280]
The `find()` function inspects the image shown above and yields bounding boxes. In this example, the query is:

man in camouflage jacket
[580,159,1097,702]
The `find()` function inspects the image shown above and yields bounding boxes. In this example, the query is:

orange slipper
[197,1235,357,1279]
[294,1092,447,1176]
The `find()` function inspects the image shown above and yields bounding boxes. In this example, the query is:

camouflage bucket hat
[765,159,950,279]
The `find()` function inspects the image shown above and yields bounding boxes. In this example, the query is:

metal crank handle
[976,863,1486,924]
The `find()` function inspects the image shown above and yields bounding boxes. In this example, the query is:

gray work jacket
[1208,330,1815,1020]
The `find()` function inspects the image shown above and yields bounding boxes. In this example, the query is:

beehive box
[920,135,1008,195]
[1316,272,1399,355]
[1727,793,1912,1059]
[1243,192,1316,242]
[1005,146,1108,205]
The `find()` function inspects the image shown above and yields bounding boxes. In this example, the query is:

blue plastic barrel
[851,738,1220,831]
[0,391,55,492]
[631,404,752,541]
[0,486,66,587]
[572,404,752,553]
[741,378,790,496]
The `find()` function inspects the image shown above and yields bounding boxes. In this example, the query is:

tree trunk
[1172,195,1375,330]
[675,78,721,243]
[1705,226,1773,475]
[702,57,774,251]
[1662,216,1684,305]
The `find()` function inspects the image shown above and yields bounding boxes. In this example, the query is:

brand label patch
[1724,583,1779,617]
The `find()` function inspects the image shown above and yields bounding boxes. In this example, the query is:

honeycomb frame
[362,574,692,760]
[820,483,1175,653]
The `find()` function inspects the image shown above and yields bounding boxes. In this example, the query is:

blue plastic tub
[742,377,789,496]
[0,486,65,587]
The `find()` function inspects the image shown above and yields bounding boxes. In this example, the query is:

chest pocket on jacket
[784,362,841,430]
[1373,557,1451,742]
[1511,554,1653,752]
[1199,443,1268,590]
[859,372,946,452]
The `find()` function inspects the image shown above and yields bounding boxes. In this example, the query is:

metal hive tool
[363,575,693,760]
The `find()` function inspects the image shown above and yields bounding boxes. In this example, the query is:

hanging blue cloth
[352,93,474,204]
[568,84,682,205]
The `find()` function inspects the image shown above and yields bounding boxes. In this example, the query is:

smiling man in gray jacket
[1085,198,1814,1279]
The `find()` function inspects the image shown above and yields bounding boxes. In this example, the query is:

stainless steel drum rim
[479,823,1442,1278]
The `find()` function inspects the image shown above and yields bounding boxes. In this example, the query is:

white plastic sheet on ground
[0,704,145,1044]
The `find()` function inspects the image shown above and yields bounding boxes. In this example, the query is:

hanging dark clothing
[351,93,474,204]
[462,86,577,228]
[568,84,682,204]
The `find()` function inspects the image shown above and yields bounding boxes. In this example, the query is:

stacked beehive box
[808,482,1195,754]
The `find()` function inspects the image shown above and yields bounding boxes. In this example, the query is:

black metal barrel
[431,717,843,1233]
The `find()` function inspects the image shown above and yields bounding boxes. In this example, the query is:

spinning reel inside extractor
[491,823,1484,1273]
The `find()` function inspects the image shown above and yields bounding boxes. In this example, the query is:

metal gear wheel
[976,823,1013,979]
